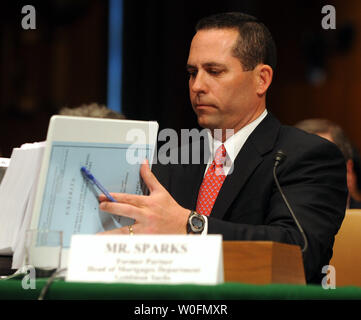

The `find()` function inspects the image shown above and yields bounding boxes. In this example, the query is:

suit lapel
[188,162,207,209]
[175,138,209,210]
[210,113,281,219]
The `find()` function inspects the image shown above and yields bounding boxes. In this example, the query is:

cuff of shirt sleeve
[201,216,208,235]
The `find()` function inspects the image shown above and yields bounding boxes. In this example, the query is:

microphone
[273,150,308,253]
[274,150,287,167]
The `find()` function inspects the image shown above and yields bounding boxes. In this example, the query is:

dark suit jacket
[152,113,347,284]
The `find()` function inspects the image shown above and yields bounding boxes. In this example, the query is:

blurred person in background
[58,103,125,120]
[348,145,361,208]
[295,118,361,209]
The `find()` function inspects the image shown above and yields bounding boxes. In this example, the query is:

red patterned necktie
[196,144,227,216]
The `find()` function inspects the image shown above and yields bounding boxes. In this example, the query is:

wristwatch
[186,211,205,234]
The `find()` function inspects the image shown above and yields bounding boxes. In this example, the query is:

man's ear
[255,64,273,96]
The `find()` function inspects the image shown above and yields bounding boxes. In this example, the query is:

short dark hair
[195,12,277,71]
[294,118,353,160]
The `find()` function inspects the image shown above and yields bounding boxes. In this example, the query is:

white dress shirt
[200,109,268,234]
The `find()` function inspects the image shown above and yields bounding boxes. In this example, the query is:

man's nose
[190,71,208,94]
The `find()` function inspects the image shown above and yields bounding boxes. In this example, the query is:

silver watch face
[190,214,205,232]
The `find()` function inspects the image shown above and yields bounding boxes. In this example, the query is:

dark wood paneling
[0,0,107,157]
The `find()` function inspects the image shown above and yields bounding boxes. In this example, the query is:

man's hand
[98,160,190,235]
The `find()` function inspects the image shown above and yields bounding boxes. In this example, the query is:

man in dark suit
[99,12,347,284]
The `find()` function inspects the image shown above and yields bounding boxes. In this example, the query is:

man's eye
[208,69,221,75]
[188,70,197,77]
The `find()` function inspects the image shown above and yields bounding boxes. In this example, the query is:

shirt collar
[206,109,268,163]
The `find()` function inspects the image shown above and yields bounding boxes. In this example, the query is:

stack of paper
[0,116,159,271]
[0,142,45,265]
[0,158,10,184]
[27,116,158,269]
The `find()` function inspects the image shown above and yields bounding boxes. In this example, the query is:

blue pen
[80,166,117,202]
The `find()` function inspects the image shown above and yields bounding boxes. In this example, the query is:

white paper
[66,234,223,285]
[29,116,158,269]
[0,143,45,256]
